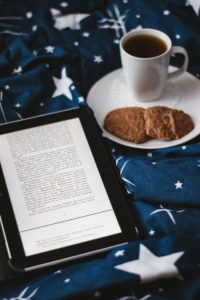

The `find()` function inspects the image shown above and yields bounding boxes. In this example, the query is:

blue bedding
[0,0,200,299]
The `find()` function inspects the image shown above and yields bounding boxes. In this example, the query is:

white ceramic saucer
[87,67,200,149]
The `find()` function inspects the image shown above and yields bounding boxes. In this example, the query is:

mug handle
[167,46,189,80]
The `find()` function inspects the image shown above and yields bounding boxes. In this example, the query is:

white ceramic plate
[87,67,200,149]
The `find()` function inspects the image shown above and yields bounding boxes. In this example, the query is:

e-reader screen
[0,117,122,257]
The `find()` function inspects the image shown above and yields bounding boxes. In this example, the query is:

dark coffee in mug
[123,34,168,58]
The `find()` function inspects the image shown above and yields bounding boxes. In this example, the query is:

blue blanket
[0,0,200,299]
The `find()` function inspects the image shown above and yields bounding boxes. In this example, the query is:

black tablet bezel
[0,107,137,271]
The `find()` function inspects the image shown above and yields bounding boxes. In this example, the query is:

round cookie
[104,107,148,144]
[144,106,194,140]
[171,108,194,139]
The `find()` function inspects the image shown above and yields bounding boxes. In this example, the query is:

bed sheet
[0,0,200,299]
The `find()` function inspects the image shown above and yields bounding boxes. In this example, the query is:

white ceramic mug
[120,28,189,102]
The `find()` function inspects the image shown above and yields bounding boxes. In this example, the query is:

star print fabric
[0,0,200,299]
[112,144,200,238]
[113,145,200,205]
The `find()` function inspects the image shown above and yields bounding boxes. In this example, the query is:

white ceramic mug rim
[120,28,172,60]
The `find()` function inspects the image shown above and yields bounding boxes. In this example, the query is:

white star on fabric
[32,25,37,31]
[175,180,183,189]
[45,46,55,53]
[182,145,187,150]
[115,250,125,257]
[26,11,33,18]
[52,67,73,100]
[136,14,141,18]
[52,12,89,30]
[94,55,103,63]
[149,230,155,235]
[74,41,79,46]
[83,32,90,37]
[13,66,22,74]
[60,2,68,8]
[115,244,184,284]
[39,102,44,107]
[14,103,21,108]
[163,10,170,15]
[33,50,38,56]
[78,96,84,103]
[147,152,153,157]
[54,270,62,274]
[64,278,70,284]
[175,34,181,39]
[5,85,10,90]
